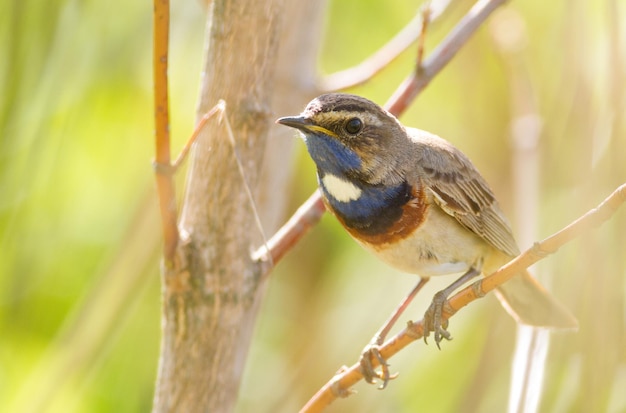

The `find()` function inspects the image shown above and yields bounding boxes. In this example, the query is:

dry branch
[385,0,507,115]
[300,183,626,412]
[252,190,326,274]
[318,0,455,92]
[152,0,179,264]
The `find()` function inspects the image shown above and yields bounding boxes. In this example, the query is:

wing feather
[408,128,520,257]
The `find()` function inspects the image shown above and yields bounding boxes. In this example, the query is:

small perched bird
[277,93,577,380]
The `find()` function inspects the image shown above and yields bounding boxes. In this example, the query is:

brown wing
[409,128,520,257]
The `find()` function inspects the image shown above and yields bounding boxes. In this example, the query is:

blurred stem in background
[9,196,160,412]
[0,0,184,411]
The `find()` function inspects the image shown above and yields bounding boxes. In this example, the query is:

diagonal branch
[252,190,326,274]
[385,0,508,115]
[318,0,455,92]
[300,183,626,413]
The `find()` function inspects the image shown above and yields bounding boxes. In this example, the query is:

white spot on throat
[321,174,362,202]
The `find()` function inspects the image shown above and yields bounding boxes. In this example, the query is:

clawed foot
[423,291,452,349]
[356,279,430,388]
[359,341,398,389]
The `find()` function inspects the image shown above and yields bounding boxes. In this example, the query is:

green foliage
[0,0,201,411]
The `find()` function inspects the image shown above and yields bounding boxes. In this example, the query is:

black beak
[276,116,312,131]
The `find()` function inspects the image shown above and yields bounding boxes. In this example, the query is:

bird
[276,93,577,384]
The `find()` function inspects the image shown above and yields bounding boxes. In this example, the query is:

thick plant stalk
[151,0,294,411]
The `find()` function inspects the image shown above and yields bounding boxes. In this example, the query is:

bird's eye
[344,117,363,135]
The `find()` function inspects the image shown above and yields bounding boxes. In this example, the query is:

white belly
[355,206,487,277]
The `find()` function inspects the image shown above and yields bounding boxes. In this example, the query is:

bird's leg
[423,267,481,348]
[360,277,429,389]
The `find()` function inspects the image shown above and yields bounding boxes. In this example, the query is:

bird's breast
[321,175,488,276]
[320,175,427,245]
[355,203,488,276]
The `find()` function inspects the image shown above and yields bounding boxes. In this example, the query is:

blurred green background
[1,0,624,412]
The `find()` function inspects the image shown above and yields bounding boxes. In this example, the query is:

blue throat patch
[303,133,361,177]
[302,130,412,235]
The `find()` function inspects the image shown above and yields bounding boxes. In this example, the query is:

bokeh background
[1,0,624,412]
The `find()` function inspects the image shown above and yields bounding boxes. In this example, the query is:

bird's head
[277,93,410,186]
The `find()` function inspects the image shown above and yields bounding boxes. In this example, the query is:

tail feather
[495,270,578,329]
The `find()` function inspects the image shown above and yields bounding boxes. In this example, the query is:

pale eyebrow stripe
[314,111,383,127]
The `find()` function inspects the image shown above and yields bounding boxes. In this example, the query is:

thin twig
[415,3,432,72]
[152,0,179,264]
[300,183,626,413]
[152,6,230,263]
[318,0,453,92]
[171,104,225,171]
[252,190,326,275]
[386,0,508,116]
